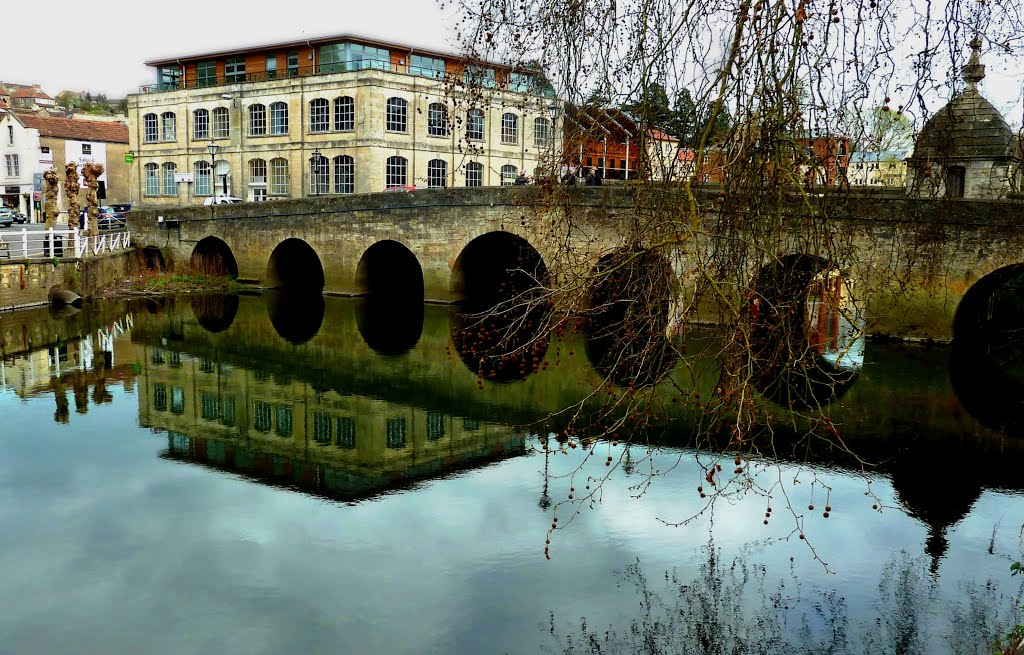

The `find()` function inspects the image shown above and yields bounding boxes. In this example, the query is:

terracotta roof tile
[11,88,52,100]
[15,113,128,144]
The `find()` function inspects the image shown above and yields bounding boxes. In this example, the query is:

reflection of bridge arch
[749,253,863,408]
[191,237,238,278]
[356,240,423,301]
[266,238,324,291]
[584,247,677,387]
[190,294,239,333]
[950,263,1024,437]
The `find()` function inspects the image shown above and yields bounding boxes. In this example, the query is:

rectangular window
[196,61,217,87]
[386,417,407,449]
[195,163,211,195]
[270,103,288,135]
[5,154,19,177]
[320,42,389,73]
[464,65,496,88]
[462,417,480,431]
[212,108,229,139]
[337,417,356,449]
[309,100,329,133]
[427,411,446,440]
[159,66,181,91]
[334,156,354,194]
[225,58,246,83]
[153,383,168,411]
[161,113,176,141]
[465,162,482,187]
[144,114,158,143]
[169,352,182,368]
[313,411,333,445]
[501,113,518,144]
[145,166,160,196]
[170,386,185,415]
[334,97,354,131]
[201,391,219,421]
[466,110,484,141]
[275,405,293,437]
[265,55,277,80]
[509,72,534,92]
[287,51,299,77]
[194,110,209,140]
[221,396,236,427]
[253,401,272,432]
[7,125,12,145]
[410,54,446,79]
[249,105,266,136]
[270,159,289,195]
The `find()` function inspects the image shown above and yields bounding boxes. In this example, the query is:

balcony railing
[140,61,555,97]
[0,228,132,260]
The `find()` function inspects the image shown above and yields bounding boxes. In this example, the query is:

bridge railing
[0,228,132,260]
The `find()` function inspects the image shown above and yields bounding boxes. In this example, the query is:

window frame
[196,61,217,88]
[426,159,447,188]
[144,162,160,196]
[161,162,177,196]
[225,57,246,83]
[160,112,176,142]
[427,102,449,137]
[249,104,267,136]
[334,96,354,131]
[194,160,212,196]
[269,101,289,135]
[385,97,408,133]
[309,98,329,133]
[385,156,407,189]
[465,161,483,187]
[501,164,518,186]
[249,158,267,186]
[212,107,229,139]
[466,109,484,141]
[143,113,158,143]
[193,108,209,140]
[310,154,330,195]
[333,155,354,194]
[533,116,551,149]
[269,158,289,196]
[501,112,518,145]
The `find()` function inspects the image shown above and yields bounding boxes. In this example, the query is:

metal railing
[139,61,556,97]
[0,228,132,260]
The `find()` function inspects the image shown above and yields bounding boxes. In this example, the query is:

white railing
[0,228,132,260]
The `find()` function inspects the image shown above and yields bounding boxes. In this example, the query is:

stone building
[848,150,908,187]
[906,38,1023,199]
[127,34,560,205]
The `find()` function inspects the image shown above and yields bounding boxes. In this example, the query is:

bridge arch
[355,240,423,301]
[141,245,166,272]
[265,238,325,291]
[450,231,552,382]
[190,237,238,277]
[748,253,863,408]
[950,263,1024,437]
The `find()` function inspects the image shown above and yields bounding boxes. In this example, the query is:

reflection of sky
[2,382,1024,655]
[819,313,866,370]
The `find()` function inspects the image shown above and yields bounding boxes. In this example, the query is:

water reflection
[265,289,325,345]
[190,294,239,333]
[355,297,423,356]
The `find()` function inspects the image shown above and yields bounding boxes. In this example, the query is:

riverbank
[93,271,241,298]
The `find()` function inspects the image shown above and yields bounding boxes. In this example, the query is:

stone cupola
[906,37,1021,199]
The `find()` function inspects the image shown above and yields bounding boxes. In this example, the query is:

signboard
[174,172,194,183]
[124,153,135,164]
[4,186,19,195]
[33,173,43,192]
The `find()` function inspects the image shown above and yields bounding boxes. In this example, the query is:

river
[0,293,1021,654]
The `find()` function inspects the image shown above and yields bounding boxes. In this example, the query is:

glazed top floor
[139,34,553,97]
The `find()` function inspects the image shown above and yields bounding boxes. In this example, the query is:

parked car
[110,203,132,213]
[0,207,13,228]
[203,196,243,205]
[78,206,127,231]
[12,212,27,224]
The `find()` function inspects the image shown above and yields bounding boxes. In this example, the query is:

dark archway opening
[266,290,324,345]
[142,246,166,272]
[583,248,678,387]
[950,264,1024,437]
[450,232,552,382]
[265,238,325,291]
[191,237,238,278]
[190,294,239,333]
[748,254,864,409]
[354,241,425,355]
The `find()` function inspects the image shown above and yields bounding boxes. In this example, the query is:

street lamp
[546,101,560,178]
[206,140,218,199]
[311,147,321,196]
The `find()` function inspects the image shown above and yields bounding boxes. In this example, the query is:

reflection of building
[128,34,557,203]
[805,271,864,370]
[136,345,527,500]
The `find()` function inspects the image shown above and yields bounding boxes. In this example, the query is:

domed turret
[906,37,1021,199]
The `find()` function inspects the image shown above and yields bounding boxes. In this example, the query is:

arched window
[310,154,329,195]
[309,98,329,133]
[533,117,551,149]
[248,104,266,136]
[386,97,407,132]
[427,159,447,188]
[501,164,518,186]
[465,161,483,187]
[194,161,212,196]
[269,158,289,196]
[501,113,518,144]
[160,112,176,141]
[270,102,288,135]
[385,156,407,188]
[144,163,160,196]
[466,109,484,141]
[161,163,177,196]
[427,102,448,137]
[212,107,230,139]
[334,96,354,131]
[193,109,209,140]
[143,113,158,143]
[333,155,354,194]
[249,158,267,183]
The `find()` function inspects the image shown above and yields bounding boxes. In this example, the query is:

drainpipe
[624,137,630,180]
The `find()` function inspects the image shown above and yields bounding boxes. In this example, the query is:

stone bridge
[129,186,1024,341]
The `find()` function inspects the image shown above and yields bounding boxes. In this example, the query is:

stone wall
[128,186,1024,341]
[0,250,132,311]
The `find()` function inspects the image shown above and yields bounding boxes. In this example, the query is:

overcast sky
[3,0,459,98]
[4,0,1021,126]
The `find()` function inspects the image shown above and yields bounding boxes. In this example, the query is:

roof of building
[912,39,1016,162]
[15,113,128,144]
[849,150,909,163]
[144,32,507,69]
[11,87,53,100]
[648,129,679,143]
